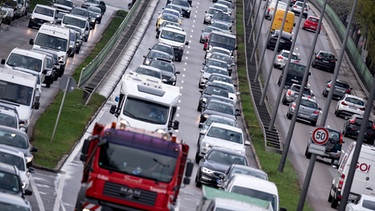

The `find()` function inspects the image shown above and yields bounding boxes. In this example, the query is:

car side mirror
[185,41,189,45]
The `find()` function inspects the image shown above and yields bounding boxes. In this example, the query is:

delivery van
[271,9,295,34]
[329,142,375,208]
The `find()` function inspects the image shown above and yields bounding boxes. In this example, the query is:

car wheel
[282,97,287,105]
[343,129,348,137]
[46,81,51,88]
[286,112,292,119]
[197,104,201,112]
[305,147,311,159]
[311,61,316,68]
[302,26,306,30]
[322,91,328,97]
[334,109,340,117]
[195,173,202,188]
[311,121,317,126]
[328,190,333,202]
[195,151,201,164]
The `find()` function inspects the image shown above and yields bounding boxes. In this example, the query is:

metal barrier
[77,0,142,87]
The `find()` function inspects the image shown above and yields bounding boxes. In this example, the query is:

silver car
[203,7,223,24]
[273,49,301,69]
[282,83,315,105]
[286,97,321,126]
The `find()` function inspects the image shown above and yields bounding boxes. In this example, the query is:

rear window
[308,17,319,22]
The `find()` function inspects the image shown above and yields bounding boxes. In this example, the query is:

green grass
[32,10,126,169]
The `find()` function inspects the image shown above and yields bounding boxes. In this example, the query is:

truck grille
[103,181,157,206]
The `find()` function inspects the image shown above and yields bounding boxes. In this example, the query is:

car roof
[210,122,242,133]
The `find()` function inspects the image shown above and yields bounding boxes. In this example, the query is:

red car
[302,16,321,33]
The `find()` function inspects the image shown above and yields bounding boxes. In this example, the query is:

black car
[278,63,310,89]
[143,49,173,65]
[322,79,352,100]
[312,50,337,73]
[195,147,249,188]
[200,100,239,123]
[342,114,375,145]
[305,127,343,164]
[167,0,191,18]
[266,30,293,52]
[149,43,175,61]
[198,85,229,112]
[149,58,180,85]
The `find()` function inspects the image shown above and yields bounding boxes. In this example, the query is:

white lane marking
[54,173,66,211]
[30,175,46,211]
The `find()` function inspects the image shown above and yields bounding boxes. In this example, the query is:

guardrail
[311,0,372,94]
[77,0,141,87]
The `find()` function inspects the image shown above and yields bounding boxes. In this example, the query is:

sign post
[297,127,329,210]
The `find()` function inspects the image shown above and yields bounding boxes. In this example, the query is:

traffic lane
[255,1,354,210]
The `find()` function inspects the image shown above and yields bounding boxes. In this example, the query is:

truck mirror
[109,105,117,114]
[80,138,90,162]
[29,39,34,45]
[1,59,5,65]
[172,120,179,130]
[33,101,40,110]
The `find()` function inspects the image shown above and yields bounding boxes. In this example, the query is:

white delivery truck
[329,142,375,208]
[110,73,180,132]
[29,23,70,76]
[156,25,189,62]
[1,47,53,88]
[0,67,40,132]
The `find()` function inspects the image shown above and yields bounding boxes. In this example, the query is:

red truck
[75,122,193,211]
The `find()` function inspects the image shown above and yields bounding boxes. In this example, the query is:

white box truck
[329,142,375,208]
[0,67,40,132]
[110,73,180,132]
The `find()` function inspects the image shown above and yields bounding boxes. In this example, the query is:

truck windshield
[160,30,186,43]
[35,33,68,52]
[98,143,177,183]
[0,81,33,106]
[231,186,277,211]
[210,34,235,51]
[6,53,43,73]
[123,97,169,125]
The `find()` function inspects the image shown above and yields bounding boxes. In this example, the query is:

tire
[334,109,340,117]
[311,121,317,126]
[331,197,338,208]
[328,191,333,202]
[322,91,328,97]
[195,151,201,164]
[282,97,287,105]
[302,27,306,30]
[195,174,202,187]
[286,112,292,119]
[46,81,51,88]
[311,62,316,68]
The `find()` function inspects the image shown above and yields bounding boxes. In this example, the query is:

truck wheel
[331,198,338,208]
[75,185,87,210]
[286,112,292,119]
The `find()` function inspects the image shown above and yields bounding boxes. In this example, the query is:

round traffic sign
[311,127,329,145]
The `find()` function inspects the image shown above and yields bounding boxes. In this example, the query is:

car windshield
[228,167,268,180]
[0,128,29,149]
[161,14,179,22]
[345,97,365,106]
[230,186,277,211]
[34,6,54,17]
[205,60,227,69]
[160,30,186,43]
[63,16,87,28]
[0,171,21,194]
[204,86,229,97]
[71,8,89,17]
[206,116,235,127]
[208,75,233,84]
[98,143,177,183]
[207,127,243,144]
[210,33,236,51]
[55,0,73,7]
[290,85,312,96]
[0,152,25,171]
[300,99,318,109]
[135,67,161,79]
[205,67,228,76]
[150,61,175,73]
[35,33,68,52]
[212,13,231,22]
[207,150,247,165]
[206,102,234,115]
[6,53,43,72]
[123,97,169,125]
[148,51,171,61]
[0,81,33,106]
[172,0,189,7]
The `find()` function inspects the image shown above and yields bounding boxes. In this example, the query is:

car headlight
[144,59,151,65]
[202,97,207,103]
[203,114,210,119]
[201,167,214,174]
[31,16,35,19]
[26,155,33,164]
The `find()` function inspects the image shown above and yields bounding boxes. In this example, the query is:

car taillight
[330,60,336,63]
[292,103,296,109]
[268,8,270,13]
[341,101,348,106]
[316,56,322,59]
[293,5,297,8]
[313,110,319,114]
[338,174,345,190]
[346,89,351,94]
[339,133,343,145]
[327,84,332,88]
[372,123,375,130]
[287,90,292,95]
[360,107,365,111]
[349,119,356,124]
[277,55,283,59]
[304,8,308,11]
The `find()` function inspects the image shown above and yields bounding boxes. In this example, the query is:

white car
[345,194,375,211]
[207,80,239,104]
[0,145,33,190]
[335,94,366,118]
[195,122,250,163]
[291,1,309,18]
[273,49,301,69]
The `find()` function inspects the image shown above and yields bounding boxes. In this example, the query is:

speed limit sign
[311,127,329,145]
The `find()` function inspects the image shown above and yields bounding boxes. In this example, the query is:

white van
[61,13,90,42]
[224,174,283,211]
[0,67,40,132]
[29,23,70,75]
[329,142,375,208]
[28,4,57,28]
[1,47,50,89]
